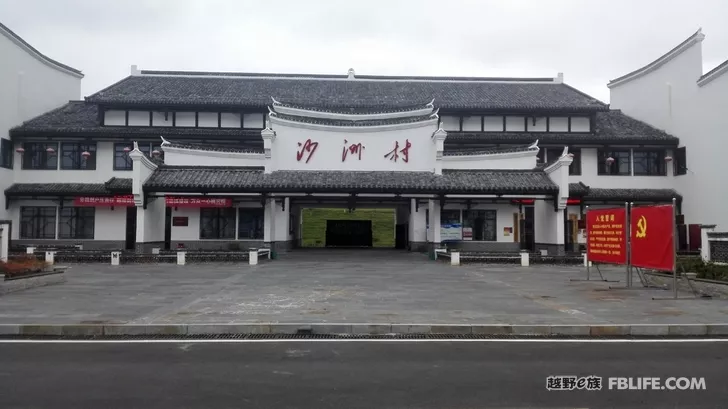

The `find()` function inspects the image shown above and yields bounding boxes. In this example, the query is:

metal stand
[609,266,666,290]
[571,263,620,283]
[652,265,709,300]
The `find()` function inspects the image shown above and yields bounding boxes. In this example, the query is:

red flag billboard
[586,208,627,265]
[630,204,675,271]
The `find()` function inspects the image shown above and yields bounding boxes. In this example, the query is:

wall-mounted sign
[503,227,513,236]
[342,139,365,162]
[172,216,189,227]
[165,197,232,208]
[74,195,135,207]
[462,227,473,241]
[384,139,412,163]
[441,223,462,241]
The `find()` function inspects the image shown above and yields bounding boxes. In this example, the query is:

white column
[264,198,276,247]
[274,198,290,246]
[428,199,441,245]
[0,223,8,262]
[554,208,565,251]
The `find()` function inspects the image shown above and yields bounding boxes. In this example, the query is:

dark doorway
[326,220,373,247]
[395,223,407,249]
[125,207,137,250]
[564,209,576,253]
[164,207,172,250]
[688,224,702,252]
[520,206,535,252]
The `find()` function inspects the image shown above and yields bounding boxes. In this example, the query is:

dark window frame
[632,149,667,176]
[20,206,57,239]
[0,138,13,169]
[674,147,687,176]
[568,148,582,176]
[237,208,264,240]
[22,142,58,170]
[597,149,631,176]
[58,207,95,239]
[462,209,497,242]
[113,142,164,171]
[60,142,97,170]
[200,208,236,240]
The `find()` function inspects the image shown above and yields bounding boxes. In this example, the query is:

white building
[609,29,727,248]
[4,66,683,256]
[0,22,83,259]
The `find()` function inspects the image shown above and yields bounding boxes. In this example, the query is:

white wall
[137,197,165,243]
[170,203,264,241]
[163,147,266,167]
[12,141,134,183]
[443,152,537,170]
[271,120,438,172]
[0,28,82,220]
[533,201,552,244]
[7,199,126,241]
[570,148,678,189]
[440,203,519,243]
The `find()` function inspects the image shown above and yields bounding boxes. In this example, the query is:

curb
[0,323,726,337]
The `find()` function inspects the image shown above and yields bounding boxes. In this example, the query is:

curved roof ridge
[0,22,83,77]
[698,58,728,86]
[608,29,704,88]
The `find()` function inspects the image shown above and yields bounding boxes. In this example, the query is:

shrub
[677,256,728,282]
[0,256,48,278]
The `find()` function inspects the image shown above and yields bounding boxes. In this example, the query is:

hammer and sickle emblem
[635,215,647,238]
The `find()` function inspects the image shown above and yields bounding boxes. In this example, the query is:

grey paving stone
[511,325,551,335]
[630,325,670,336]
[0,325,19,335]
[390,324,432,334]
[472,325,513,335]
[706,324,728,335]
[430,324,472,335]
[351,324,392,334]
[550,325,590,336]
[668,324,708,336]
[104,325,148,336]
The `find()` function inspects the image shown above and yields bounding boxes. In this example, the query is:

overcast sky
[1,0,727,102]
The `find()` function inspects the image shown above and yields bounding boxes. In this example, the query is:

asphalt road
[0,340,726,408]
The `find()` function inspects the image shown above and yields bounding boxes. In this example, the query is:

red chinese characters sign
[165,197,232,208]
[341,139,365,162]
[586,208,627,265]
[74,195,134,207]
[384,139,412,163]
[630,204,675,271]
[296,139,319,163]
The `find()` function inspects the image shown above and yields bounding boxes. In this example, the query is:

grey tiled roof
[273,100,431,114]
[5,177,133,197]
[569,182,681,202]
[446,110,679,146]
[85,74,607,111]
[104,177,133,192]
[698,58,728,83]
[10,102,262,139]
[162,140,264,154]
[144,167,558,194]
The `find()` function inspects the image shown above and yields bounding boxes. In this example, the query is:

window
[113,142,164,170]
[633,149,666,176]
[238,208,264,239]
[568,148,582,176]
[61,143,96,170]
[440,116,460,131]
[200,208,236,239]
[598,149,631,175]
[243,113,265,129]
[440,210,460,225]
[22,142,58,170]
[0,138,12,169]
[463,210,497,241]
[674,147,687,176]
[461,116,482,131]
[59,207,95,239]
[20,207,56,239]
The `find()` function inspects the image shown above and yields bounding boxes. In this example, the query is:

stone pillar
[700,224,716,262]
[0,223,8,262]
[264,198,277,258]
[553,208,565,255]
[408,199,427,252]
[427,199,441,259]
[135,198,166,253]
[274,198,290,254]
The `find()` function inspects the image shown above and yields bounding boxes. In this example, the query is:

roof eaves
[0,22,83,77]
[697,58,728,86]
[608,29,705,88]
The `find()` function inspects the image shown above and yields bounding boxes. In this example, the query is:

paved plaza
[0,250,726,325]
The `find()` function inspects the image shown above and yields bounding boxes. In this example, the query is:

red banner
[165,196,232,208]
[630,204,675,271]
[74,195,135,207]
[586,208,627,265]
